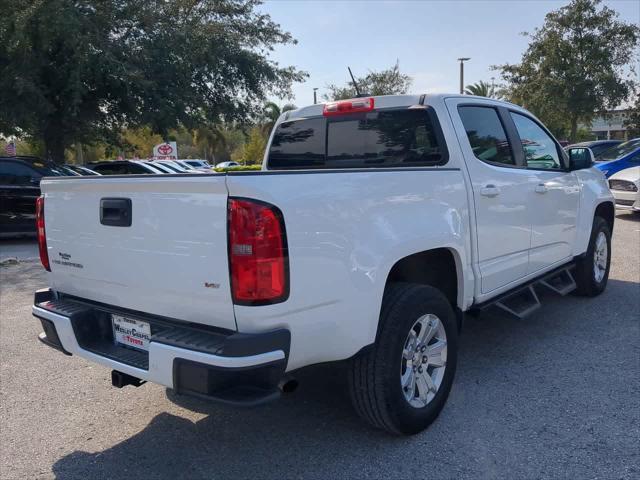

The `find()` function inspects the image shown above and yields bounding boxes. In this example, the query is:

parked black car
[0,156,70,237]
[64,164,101,175]
[88,160,163,175]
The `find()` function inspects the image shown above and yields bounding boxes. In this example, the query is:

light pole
[313,88,318,105]
[457,57,471,94]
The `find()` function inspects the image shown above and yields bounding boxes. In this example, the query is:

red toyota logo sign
[158,144,173,155]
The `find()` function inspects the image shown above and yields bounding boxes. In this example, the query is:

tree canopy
[495,0,639,140]
[0,0,306,162]
[325,61,412,101]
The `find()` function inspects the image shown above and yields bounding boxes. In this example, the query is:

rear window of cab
[267,108,448,169]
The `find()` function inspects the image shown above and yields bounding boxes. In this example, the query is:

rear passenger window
[267,109,446,169]
[326,110,444,168]
[458,106,515,166]
[268,118,326,169]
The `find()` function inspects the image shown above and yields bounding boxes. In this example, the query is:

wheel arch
[384,247,464,311]
[594,201,614,233]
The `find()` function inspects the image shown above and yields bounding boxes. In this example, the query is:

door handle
[535,183,548,194]
[480,185,500,197]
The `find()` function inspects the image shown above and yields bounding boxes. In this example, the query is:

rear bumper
[32,289,290,406]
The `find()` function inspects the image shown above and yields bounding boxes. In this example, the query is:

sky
[258,0,640,107]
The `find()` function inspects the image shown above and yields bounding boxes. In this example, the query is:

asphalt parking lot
[1,212,638,480]
[0,238,38,264]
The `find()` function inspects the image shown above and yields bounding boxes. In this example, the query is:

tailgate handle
[100,198,132,227]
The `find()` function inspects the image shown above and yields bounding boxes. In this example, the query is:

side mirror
[566,147,595,171]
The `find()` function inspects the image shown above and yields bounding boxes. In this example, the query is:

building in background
[583,109,632,140]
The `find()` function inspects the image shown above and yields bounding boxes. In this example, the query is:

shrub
[214,164,263,173]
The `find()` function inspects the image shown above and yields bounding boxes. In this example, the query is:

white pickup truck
[32,94,614,435]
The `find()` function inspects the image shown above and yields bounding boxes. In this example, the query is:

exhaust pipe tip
[278,377,299,394]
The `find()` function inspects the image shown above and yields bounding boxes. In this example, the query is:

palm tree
[261,102,297,135]
[465,80,499,98]
[194,125,227,162]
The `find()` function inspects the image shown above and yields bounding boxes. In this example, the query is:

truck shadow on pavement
[51,363,389,479]
[616,211,639,222]
[50,278,639,480]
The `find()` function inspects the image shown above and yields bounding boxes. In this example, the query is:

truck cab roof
[264,93,530,171]
[282,93,522,123]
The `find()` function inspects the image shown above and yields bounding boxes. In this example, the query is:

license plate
[112,314,151,351]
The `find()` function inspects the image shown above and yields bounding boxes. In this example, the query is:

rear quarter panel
[227,169,472,370]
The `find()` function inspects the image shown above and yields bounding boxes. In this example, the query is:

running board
[538,268,576,296]
[494,285,540,319]
[472,264,576,320]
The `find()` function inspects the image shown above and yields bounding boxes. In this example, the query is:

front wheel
[348,283,458,435]
[574,216,611,297]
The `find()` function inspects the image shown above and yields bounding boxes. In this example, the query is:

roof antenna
[348,67,363,97]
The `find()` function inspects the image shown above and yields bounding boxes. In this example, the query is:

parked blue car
[594,138,640,177]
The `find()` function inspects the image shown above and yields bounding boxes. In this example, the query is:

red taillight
[228,198,288,305]
[323,97,374,116]
[35,196,50,271]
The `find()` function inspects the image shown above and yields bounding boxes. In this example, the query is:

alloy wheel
[400,313,448,408]
[593,231,608,283]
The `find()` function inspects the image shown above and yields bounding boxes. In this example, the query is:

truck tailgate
[41,175,236,331]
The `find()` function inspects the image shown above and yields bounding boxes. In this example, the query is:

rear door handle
[535,183,548,194]
[480,185,500,197]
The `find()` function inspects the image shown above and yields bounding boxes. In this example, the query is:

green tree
[261,102,297,135]
[13,138,44,158]
[197,125,250,164]
[495,0,639,141]
[240,127,267,165]
[325,61,412,101]
[0,0,306,162]
[120,127,164,159]
[220,128,248,163]
[195,125,228,162]
[465,81,499,98]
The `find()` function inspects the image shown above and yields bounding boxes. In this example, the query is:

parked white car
[215,161,240,169]
[180,159,211,170]
[32,94,614,435]
[155,160,188,172]
[608,166,639,212]
[138,161,172,174]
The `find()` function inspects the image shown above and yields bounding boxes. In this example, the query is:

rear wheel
[348,283,458,435]
[574,216,611,296]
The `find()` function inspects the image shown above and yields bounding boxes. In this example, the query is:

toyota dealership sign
[152,142,178,160]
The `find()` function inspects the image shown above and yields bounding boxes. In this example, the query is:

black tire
[348,283,458,435]
[574,216,611,297]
